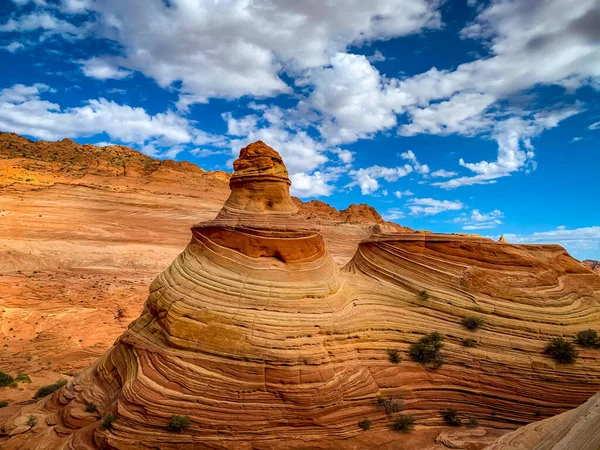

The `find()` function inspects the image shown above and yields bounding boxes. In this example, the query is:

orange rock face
[2,141,600,450]
[0,133,402,424]
[584,259,600,276]
[294,198,410,232]
[484,391,600,450]
[217,141,299,218]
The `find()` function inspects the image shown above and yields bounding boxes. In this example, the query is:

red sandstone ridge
[584,259,600,276]
[2,141,600,450]
[0,132,400,231]
[0,131,212,181]
[294,198,411,232]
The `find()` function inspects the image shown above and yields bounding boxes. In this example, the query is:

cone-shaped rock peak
[223,140,298,214]
[198,141,337,266]
[231,141,290,183]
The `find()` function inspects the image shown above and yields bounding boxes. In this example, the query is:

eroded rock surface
[584,259,600,276]
[2,142,600,449]
[484,391,600,450]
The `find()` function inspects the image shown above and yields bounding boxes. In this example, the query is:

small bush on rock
[101,413,114,430]
[462,317,484,330]
[168,415,191,432]
[418,290,430,301]
[390,414,415,433]
[0,371,15,388]
[462,338,478,347]
[545,338,578,364]
[468,417,479,428]
[0,401,8,408]
[34,379,67,399]
[576,329,600,349]
[26,416,37,428]
[84,402,97,413]
[15,373,31,384]
[358,418,371,431]
[377,396,404,415]
[387,349,402,364]
[409,332,444,368]
[442,408,462,426]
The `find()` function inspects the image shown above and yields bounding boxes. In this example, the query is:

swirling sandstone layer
[484,391,600,450]
[2,142,600,450]
[344,234,600,423]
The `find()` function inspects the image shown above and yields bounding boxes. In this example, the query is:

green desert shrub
[26,416,37,427]
[409,332,444,368]
[168,415,191,432]
[575,329,600,349]
[418,290,430,301]
[358,418,371,431]
[15,373,31,384]
[545,338,578,364]
[468,417,479,428]
[0,400,8,408]
[0,371,15,388]
[34,379,67,399]
[462,338,478,348]
[390,414,415,433]
[387,349,402,364]
[462,317,484,330]
[377,396,404,415]
[101,413,114,430]
[84,402,97,413]
[442,408,462,426]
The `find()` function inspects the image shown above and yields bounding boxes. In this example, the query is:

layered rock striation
[484,391,600,450]
[2,142,600,449]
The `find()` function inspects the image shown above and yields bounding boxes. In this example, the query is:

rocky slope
[0,134,405,433]
[2,142,599,449]
[0,131,228,182]
[484,391,600,450]
[294,198,410,232]
[584,259,600,276]
[0,132,403,231]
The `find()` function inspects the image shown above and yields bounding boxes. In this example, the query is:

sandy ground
[0,181,226,419]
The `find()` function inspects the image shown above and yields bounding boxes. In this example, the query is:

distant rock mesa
[584,259,600,276]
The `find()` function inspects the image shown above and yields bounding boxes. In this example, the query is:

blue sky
[1,0,599,259]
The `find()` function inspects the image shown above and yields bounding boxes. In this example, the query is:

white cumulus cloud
[0,83,224,159]
[408,198,464,216]
[347,164,413,195]
[54,0,440,103]
[393,190,414,198]
[78,57,132,80]
[455,209,504,230]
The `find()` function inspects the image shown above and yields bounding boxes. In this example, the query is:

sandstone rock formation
[294,198,411,232]
[484,391,600,450]
[0,132,208,181]
[2,141,600,449]
[584,259,600,276]
[0,132,401,231]
[0,133,403,426]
